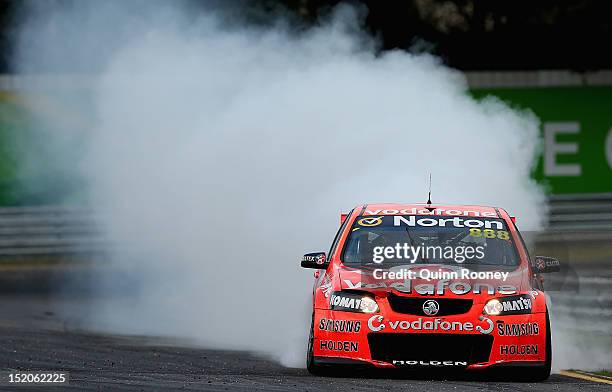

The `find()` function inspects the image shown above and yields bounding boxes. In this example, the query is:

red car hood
[338,264,527,302]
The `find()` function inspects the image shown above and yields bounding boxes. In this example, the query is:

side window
[506,214,532,262]
[327,209,354,259]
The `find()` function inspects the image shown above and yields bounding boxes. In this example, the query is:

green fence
[0,91,87,205]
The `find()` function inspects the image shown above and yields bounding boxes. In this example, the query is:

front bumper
[313,308,547,369]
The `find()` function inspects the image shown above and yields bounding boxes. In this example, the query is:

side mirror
[532,256,561,273]
[301,252,328,269]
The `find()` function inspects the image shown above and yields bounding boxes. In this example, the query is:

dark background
[0,0,611,72]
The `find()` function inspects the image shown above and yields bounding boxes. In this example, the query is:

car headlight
[483,299,503,316]
[360,296,379,313]
[483,294,533,316]
[330,292,379,313]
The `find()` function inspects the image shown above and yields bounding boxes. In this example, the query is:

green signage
[0,86,610,204]
[472,87,612,194]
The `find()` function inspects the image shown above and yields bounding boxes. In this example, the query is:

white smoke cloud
[14,1,545,367]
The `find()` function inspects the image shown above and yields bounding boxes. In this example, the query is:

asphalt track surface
[0,296,609,391]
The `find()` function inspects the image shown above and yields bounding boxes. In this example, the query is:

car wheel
[523,309,552,381]
[306,315,327,375]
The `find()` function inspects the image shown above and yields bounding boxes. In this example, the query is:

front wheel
[306,315,328,375]
[522,310,552,381]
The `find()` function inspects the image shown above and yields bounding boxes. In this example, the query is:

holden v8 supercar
[301,203,559,381]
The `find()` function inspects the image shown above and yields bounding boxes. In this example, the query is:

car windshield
[342,215,519,267]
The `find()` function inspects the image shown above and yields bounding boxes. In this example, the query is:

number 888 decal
[469,228,510,240]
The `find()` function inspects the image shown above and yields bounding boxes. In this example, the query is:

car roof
[356,203,502,218]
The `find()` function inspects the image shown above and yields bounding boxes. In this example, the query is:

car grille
[387,295,473,316]
[368,333,493,365]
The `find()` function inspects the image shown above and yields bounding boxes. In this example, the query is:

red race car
[301,203,559,380]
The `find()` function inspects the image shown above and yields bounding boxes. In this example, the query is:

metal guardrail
[0,194,610,259]
[0,206,104,259]
[548,193,612,231]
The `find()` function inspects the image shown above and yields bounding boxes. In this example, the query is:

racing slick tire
[307,315,332,376]
[521,310,552,381]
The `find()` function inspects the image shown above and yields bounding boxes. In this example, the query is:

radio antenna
[426,173,432,206]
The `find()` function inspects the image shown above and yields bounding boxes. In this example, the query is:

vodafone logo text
[368,315,494,335]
